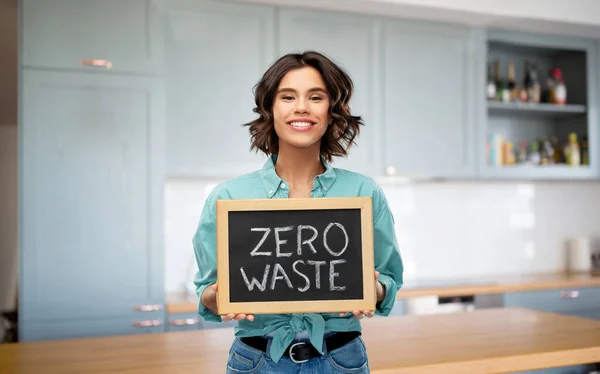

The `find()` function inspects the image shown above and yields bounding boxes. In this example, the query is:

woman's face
[272,66,331,153]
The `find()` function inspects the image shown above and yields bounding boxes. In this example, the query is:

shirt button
[323,186,327,190]
[268,189,274,195]
[280,183,287,189]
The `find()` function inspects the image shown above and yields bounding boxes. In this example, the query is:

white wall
[164,179,600,293]
[0,0,18,311]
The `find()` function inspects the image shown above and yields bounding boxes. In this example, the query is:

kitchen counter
[1,308,599,373]
[396,271,600,298]
[166,271,600,314]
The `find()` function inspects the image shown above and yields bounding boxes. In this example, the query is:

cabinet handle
[132,304,163,312]
[80,59,113,68]
[559,291,580,299]
[132,319,163,327]
[386,166,396,176]
[169,318,200,326]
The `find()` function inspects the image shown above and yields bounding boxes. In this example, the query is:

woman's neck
[274,143,325,194]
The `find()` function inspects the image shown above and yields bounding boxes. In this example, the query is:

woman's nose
[293,99,309,113]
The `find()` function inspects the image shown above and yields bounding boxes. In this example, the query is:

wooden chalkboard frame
[216,197,375,315]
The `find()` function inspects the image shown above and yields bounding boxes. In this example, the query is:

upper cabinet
[479,30,599,179]
[165,0,275,178]
[382,21,477,178]
[277,9,383,176]
[22,0,164,75]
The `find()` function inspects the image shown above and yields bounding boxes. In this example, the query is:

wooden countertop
[166,271,600,314]
[396,271,600,299]
[1,308,599,373]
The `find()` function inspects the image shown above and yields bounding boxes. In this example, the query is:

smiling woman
[192,51,404,373]
[243,51,363,167]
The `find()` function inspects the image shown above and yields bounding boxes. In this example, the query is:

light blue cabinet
[166,312,201,332]
[21,315,166,342]
[503,287,600,316]
[19,70,166,340]
[22,0,164,75]
[277,9,383,176]
[165,0,275,178]
[504,287,600,374]
[382,21,478,179]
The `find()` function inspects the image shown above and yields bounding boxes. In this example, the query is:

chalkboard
[216,197,375,315]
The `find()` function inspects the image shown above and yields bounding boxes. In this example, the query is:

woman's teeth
[289,122,313,128]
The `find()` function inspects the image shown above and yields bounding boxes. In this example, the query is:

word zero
[249,223,349,257]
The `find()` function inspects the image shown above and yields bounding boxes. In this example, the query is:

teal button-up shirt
[192,155,403,362]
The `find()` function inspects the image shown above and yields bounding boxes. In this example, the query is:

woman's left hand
[339,271,385,319]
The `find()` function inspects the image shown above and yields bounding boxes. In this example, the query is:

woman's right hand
[201,283,255,322]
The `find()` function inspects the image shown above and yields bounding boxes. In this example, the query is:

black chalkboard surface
[216,197,375,315]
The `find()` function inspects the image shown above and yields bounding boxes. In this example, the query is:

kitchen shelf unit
[479,30,598,180]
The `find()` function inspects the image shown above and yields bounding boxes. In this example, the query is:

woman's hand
[201,283,255,322]
[338,271,386,319]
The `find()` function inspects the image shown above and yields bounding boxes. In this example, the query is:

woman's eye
[310,96,323,101]
[282,95,294,100]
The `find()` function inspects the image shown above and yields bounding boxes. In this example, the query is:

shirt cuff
[375,272,399,316]
[196,284,222,323]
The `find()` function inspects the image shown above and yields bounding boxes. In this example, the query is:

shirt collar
[260,154,336,198]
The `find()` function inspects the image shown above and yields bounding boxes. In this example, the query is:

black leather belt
[240,331,361,364]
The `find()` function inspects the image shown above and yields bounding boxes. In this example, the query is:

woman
[193,51,403,373]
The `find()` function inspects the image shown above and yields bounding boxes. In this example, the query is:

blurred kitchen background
[2,0,600,344]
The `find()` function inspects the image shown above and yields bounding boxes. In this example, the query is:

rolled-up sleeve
[372,187,404,316]
[192,190,222,323]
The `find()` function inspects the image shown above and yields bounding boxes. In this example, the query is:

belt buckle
[288,342,309,364]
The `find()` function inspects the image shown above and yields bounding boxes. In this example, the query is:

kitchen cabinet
[503,287,600,317]
[166,312,201,332]
[504,287,600,374]
[19,70,166,341]
[22,0,164,75]
[479,30,599,180]
[277,8,383,176]
[165,0,275,178]
[382,20,478,179]
[21,316,165,342]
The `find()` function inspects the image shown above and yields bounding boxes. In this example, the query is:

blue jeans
[225,334,370,373]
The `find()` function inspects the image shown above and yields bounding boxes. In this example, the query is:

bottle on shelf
[581,135,589,166]
[526,61,541,104]
[529,141,541,165]
[517,141,528,163]
[550,136,564,164]
[539,136,554,165]
[504,141,516,165]
[564,132,581,167]
[494,61,510,103]
[486,62,497,101]
[507,61,518,102]
[550,68,567,105]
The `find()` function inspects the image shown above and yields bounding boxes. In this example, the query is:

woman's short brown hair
[243,51,363,163]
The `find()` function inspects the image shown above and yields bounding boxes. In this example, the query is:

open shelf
[481,164,595,180]
[487,101,586,117]
[483,31,595,180]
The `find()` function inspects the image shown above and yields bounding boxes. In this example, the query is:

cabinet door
[20,70,165,325]
[277,9,382,176]
[20,315,166,342]
[383,21,476,178]
[22,0,164,74]
[165,0,275,178]
[166,313,201,332]
[503,287,600,315]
